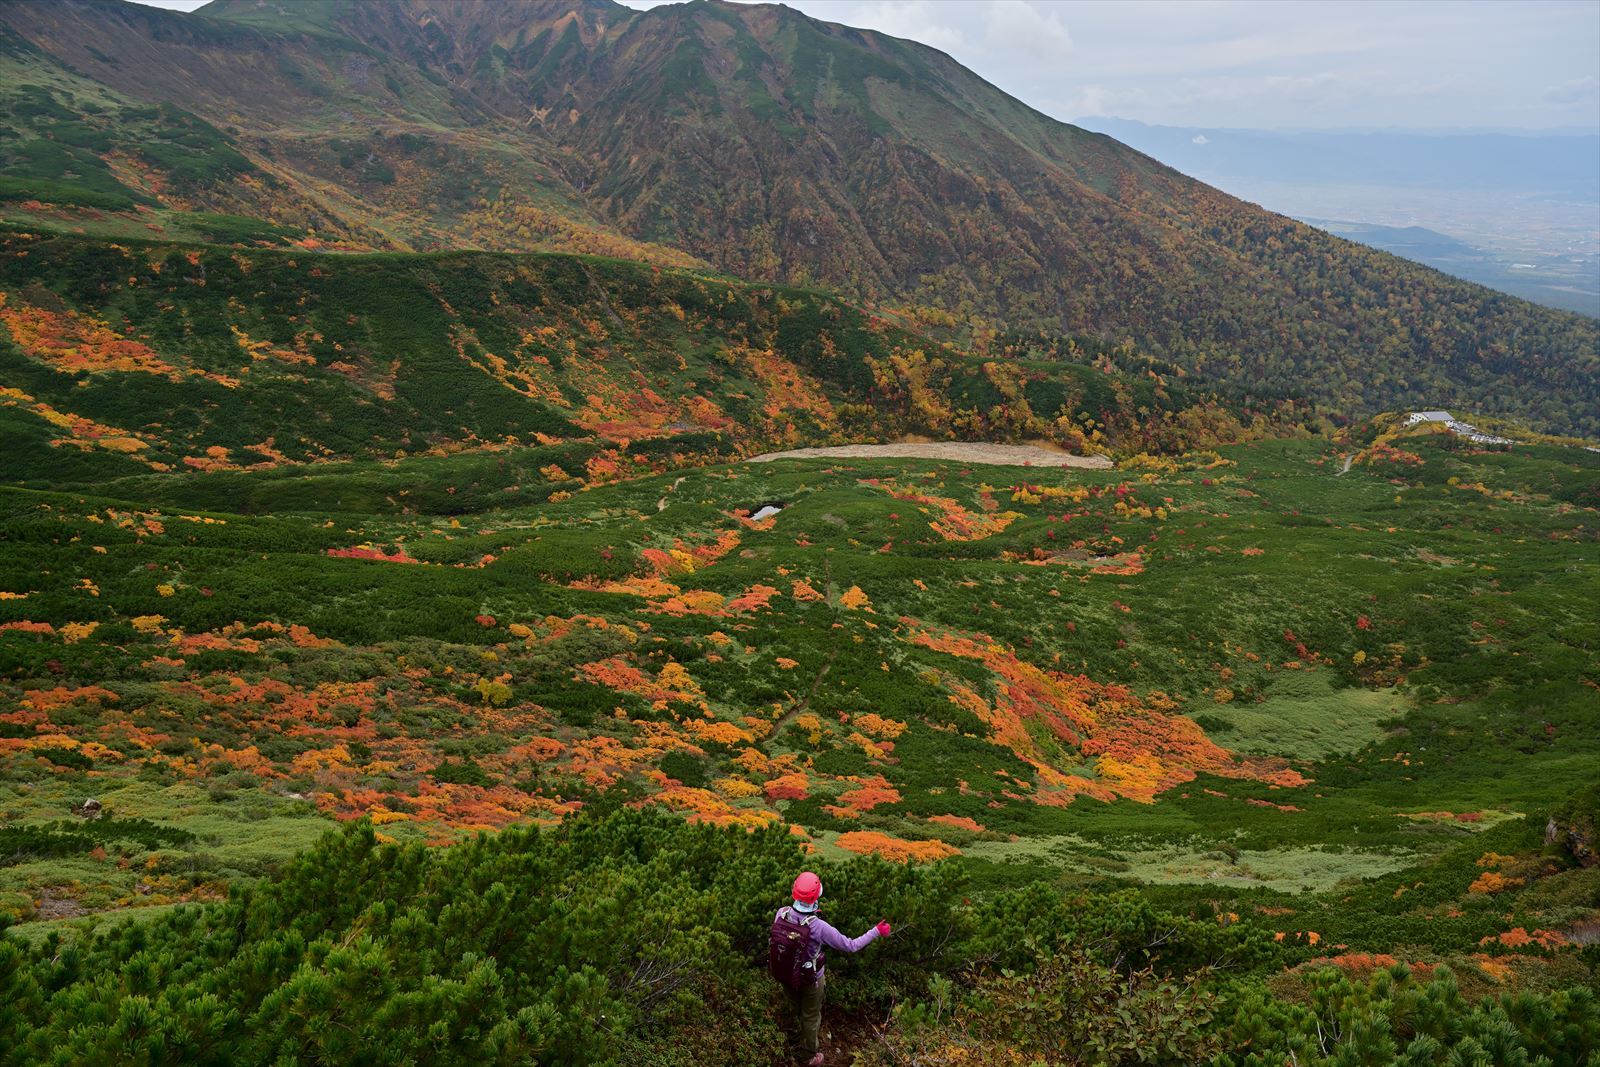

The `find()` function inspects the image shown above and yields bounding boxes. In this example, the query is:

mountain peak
[197,0,632,56]
[0,0,1594,432]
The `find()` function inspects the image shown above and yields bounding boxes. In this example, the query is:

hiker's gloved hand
[876,921,892,937]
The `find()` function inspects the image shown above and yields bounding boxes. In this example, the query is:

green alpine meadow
[0,1,1595,1064]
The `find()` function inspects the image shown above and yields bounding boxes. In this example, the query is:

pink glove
[876,921,892,937]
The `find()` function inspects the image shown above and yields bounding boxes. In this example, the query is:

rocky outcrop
[1545,784,1598,868]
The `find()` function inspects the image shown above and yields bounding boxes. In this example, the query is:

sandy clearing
[745,442,1114,469]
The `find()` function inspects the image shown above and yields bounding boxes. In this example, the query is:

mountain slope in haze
[1302,219,1600,319]
[0,0,1596,433]
[1081,118,1600,318]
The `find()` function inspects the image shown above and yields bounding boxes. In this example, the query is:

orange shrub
[725,584,779,612]
[1468,871,1524,894]
[839,585,872,611]
[832,775,901,812]
[835,831,958,863]
[1482,927,1569,951]
[763,772,811,801]
[687,720,755,747]
[853,713,907,738]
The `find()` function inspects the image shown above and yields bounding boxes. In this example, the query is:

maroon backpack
[768,906,820,989]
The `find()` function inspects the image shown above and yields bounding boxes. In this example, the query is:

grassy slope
[3,431,1596,979]
[0,4,1593,1042]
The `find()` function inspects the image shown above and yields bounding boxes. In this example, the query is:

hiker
[769,871,892,1066]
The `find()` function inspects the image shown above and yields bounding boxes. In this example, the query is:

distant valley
[1303,217,1599,318]
[1082,119,1600,317]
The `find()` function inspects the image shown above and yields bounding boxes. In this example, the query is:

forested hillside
[0,228,1314,485]
[0,0,1595,432]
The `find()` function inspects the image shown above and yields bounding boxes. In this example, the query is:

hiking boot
[805,1055,825,1067]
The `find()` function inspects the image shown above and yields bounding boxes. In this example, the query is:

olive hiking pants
[785,974,825,1055]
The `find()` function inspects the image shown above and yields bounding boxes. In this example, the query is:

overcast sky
[132,0,1600,131]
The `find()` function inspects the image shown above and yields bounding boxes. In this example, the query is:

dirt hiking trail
[746,442,1113,469]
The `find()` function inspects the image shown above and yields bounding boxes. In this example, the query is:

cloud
[981,0,1072,61]
[1059,84,1123,118]
[845,1,967,53]
[844,0,1071,63]
[1191,133,1209,144]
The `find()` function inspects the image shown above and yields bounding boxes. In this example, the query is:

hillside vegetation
[0,0,1595,432]
[0,229,1314,485]
[0,1,1597,1062]
[3,420,1598,1062]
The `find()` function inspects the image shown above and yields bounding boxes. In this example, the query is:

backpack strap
[798,912,820,972]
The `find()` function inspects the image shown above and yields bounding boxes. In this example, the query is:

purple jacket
[775,907,880,979]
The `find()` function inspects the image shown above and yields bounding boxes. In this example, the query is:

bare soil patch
[35,888,88,921]
[745,442,1113,469]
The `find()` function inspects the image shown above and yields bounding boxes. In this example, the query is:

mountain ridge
[0,0,1596,432]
